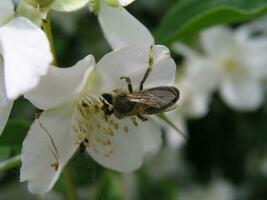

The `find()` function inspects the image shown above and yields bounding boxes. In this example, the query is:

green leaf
[155,0,267,44]
[0,120,30,149]
[95,171,123,200]
[0,147,12,161]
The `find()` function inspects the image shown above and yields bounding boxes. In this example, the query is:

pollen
[124,126,129,133]
[113,123,119,130]
[73,95,118,157]
[73,94,141,158]
[51,162,59,171]
[107,139,112,146]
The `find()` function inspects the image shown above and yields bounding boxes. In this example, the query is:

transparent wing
[127,87,179,109]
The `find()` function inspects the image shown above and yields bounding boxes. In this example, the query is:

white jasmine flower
[21,44,176,194]
[163,79,210,150]
[97,0,154,49]
[173,24,267,111]
[164,47,213,150]
[51,0,154,49]
[0,0,52,134]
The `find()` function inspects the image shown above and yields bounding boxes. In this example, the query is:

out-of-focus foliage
[0,120,29,151]
[156,0,267,44]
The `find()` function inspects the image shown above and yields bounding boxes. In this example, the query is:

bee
[101,46,179,121]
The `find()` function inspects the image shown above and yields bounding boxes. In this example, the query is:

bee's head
[102,93,113,105]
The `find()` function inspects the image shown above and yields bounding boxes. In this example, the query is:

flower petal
[220,77,264,111]
[0,17,52,99]
[177,78,211,118]
[240,44,267,80]
[118,0,135,6]
[183,59,219,94]
[20,105,77,194]
[98,0,154,49]
[0,0,14,27]
[51,0,89,12]
[172,42,200,59]
[85,115,161,172]
[235,22,267,80]
[200,26,236,56]
[165,112,186,150]
[144,45,176,88]
[94,44,175,93]
[25,55,95,110]
[0,58,13,135]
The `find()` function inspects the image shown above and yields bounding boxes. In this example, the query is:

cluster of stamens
[72,94,140,158]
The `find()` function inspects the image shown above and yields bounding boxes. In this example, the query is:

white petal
[144,45,176,88]
[98,0,154,49]
[200,26,236,56]
[172,42,200,59]
[0,17,52,99]
[25,55,95,110]
[172,42,220,94]
[0,0,14,27]
[118,0,135,6]
[177,79,211,118]
[137,118,162,154]
[0,100,13,135]
[0,58,13,135]
[182,59,219,93]
[86,115,162,172]
[235,16,267,43]
[235,23,267,80]
[240,46,267,80]
[20,105,77,194]
[220,77,264,111]
[165,112,186,150]
[51,0,89,12]
[94,44,175,93]
[184,93,210,118]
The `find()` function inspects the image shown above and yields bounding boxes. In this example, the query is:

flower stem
[42,12,58,65]
[157,113,188,140]
[0,155,21,172]
[63,165,77,200]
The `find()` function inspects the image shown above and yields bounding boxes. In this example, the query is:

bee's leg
[100,98,114,121]
[139,45,154,91]
[79,142,86,154]
[120,76,133,93]
[137,114,148,121]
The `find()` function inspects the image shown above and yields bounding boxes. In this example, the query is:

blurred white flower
[164,79,211,149]
[0,0,52,134]
[179,177,236,200]
[173,23,267,111]
[51,0,154,49]
[164,46,213,150]
[21,44,176,194]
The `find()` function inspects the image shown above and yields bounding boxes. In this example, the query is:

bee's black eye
[102,93,113,104]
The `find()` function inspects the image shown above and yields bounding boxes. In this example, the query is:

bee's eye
[102,93,113,104]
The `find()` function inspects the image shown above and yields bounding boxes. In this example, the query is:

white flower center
[72,94,139,157]
[218,55,247,78]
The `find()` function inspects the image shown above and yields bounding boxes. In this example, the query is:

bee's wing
[127,87,179,109]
